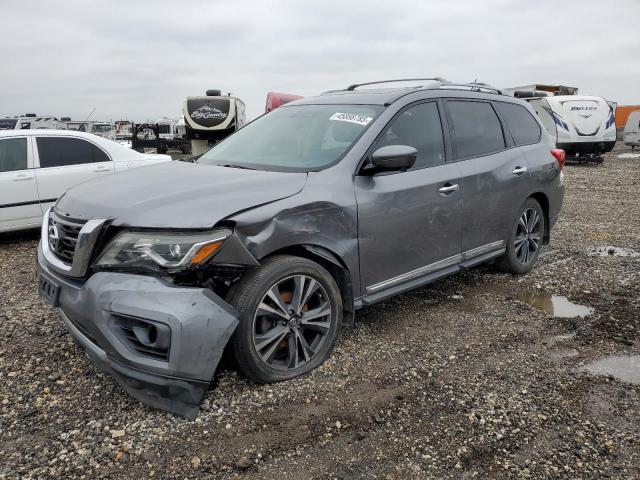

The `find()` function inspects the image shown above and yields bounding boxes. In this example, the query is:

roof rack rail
[437,82,503,95]
[346,78,448,91]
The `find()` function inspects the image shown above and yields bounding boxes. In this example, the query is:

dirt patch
[1,144,639,478]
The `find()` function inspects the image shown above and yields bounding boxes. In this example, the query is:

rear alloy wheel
[514,207,542,265]
[496,198,545,274]
[228,256,342,383]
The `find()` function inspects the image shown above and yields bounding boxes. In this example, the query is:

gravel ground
[1,145,639,479]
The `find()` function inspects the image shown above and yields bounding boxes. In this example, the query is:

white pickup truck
[0,129,172,232]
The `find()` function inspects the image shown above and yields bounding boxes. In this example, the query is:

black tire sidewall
[228,256,342,383]
[503,198,545,274]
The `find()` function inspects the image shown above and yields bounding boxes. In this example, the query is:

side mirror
[366,145,417,173]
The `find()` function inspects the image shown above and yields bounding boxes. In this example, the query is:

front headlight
[95,229,231,272]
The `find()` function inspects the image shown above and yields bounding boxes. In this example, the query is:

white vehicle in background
[92,122,117,141]
[60,121,117,141]
[156,116,183,141]
[623,111,640,150]
[522,94,616,162]
[0,129,172,232]
[0,114,61,130]
[115,120,133,140]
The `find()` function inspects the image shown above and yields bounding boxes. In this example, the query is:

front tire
[496,198,545,274]
[227,255,342,383]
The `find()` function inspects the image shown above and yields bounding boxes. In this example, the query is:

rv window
[494,102,541,146]
[0,138,28,172]
[447,101,505,159]
[36,137,107,167]
[0,119,18,130]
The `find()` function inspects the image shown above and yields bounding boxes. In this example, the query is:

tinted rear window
[494,102,541,146]
[447,101,505,159]
[37,137,109,167]
[0,138,28,172]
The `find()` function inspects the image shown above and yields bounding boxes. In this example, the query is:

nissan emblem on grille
[48,220,61,253]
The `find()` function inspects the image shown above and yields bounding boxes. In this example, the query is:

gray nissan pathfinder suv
[36,79,566,417]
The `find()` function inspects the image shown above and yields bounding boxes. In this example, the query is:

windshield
[94,124,112,132]
[199,104,384,171]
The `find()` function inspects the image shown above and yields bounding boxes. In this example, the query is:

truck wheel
[227,255,342,383]
[495,198,545,274]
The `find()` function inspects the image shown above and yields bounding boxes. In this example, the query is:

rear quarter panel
[520,135,565,229]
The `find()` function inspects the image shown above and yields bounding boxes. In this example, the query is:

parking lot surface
[1,145,639,479]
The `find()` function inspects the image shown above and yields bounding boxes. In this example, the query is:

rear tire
[495,198,545,274]
[227,255,342,383]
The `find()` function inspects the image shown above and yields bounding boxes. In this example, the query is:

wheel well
[529,192,550,244]
[261,245,355,325]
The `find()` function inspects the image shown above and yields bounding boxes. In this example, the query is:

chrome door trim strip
[366,240,505,294]
[366,254,461,293]
[461,240,504,261]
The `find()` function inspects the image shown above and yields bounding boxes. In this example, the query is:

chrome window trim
[366,240,504,293]
[41,207,107,278]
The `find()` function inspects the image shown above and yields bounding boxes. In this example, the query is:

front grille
[49,210,87,263]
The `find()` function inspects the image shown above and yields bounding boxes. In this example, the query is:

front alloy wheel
[253,275,332,371]
[228,255,342,383]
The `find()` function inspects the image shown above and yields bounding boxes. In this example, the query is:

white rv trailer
[0,114,60,130]
[623,110,640,150]
[183,89,247,155]
[524,95,616,160]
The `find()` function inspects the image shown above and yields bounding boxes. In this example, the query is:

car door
[445,99,531,256]
[33,135,115,212]
[0,136,42,231]
[355,101,463,296]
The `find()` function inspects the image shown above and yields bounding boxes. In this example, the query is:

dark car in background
[36,79,565,417]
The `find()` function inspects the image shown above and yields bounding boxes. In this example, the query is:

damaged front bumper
[36,244,239,419]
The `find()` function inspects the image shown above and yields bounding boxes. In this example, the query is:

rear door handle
[12,174,34,182]
[438,183,459,195]
[512,166,528,175]
[93,166,112,172]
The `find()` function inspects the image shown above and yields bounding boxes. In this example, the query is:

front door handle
[12,174,34,182]
[438,183,459,195]
[512,166,528,175]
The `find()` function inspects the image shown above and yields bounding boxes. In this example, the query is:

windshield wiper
[219,163,257,170]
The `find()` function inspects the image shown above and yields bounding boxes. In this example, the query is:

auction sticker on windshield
[329,112,373,126]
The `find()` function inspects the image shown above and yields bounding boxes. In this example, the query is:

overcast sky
[1,0,638,122]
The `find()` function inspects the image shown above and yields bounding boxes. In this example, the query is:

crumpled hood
[55,161,307,228]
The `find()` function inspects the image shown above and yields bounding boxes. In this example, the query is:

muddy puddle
[579,355,640,385]
[588,246,640,257]
[515,292,594,318]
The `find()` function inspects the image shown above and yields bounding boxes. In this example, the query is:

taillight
[551,148,566,170]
